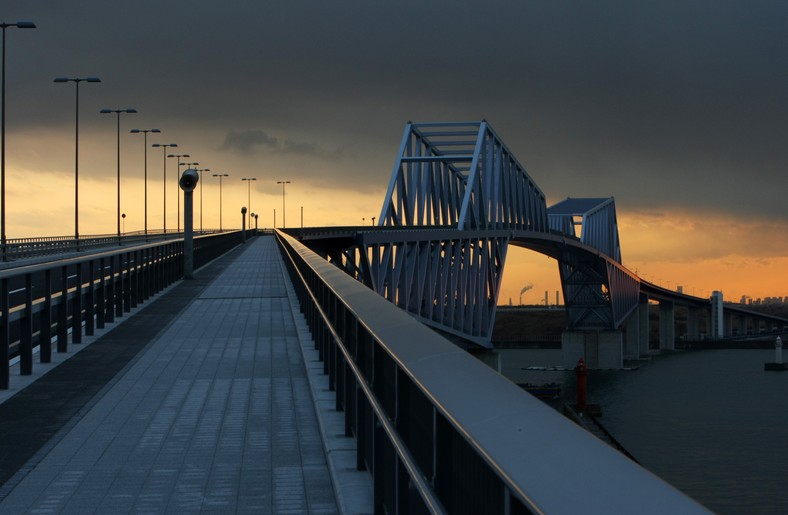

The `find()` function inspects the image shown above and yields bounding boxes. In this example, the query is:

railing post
[131,249,145,307]
[0,278,8,389]
[40,269,52,363]
[85,258,95,336]
[105,256,115,324]
[20,274,33,374]
[72,261,82,344]
[115,254,124,317]
[124,252,132,312]
[97,257,106,329]
[57,265,68,353]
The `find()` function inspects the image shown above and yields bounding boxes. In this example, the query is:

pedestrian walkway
[0,236,362,514]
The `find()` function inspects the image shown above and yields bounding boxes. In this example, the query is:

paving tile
[0,237,342,514]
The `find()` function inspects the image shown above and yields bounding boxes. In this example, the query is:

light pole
[212,173,228,231]
[1,20,35,260]
[241,177,256,228]
[54,76,101,249]
[276,180,290,228]
[167,153,190,233]
[100,108,137,244]
[130,128,160,237]
[152,143,177,235]
[196,168,210,232]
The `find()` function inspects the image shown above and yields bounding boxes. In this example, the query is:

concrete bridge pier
[624,294,649,360]
[562,330,623,369]
[659,300,675,351]
[686,307,701,340]
[737,315,747,337]
[724,311,734,338]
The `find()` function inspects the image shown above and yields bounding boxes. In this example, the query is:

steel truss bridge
[293,121,787,367]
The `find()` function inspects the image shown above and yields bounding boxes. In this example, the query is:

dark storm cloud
[4,0,788,219]
[219,130,278,155]
[219,130,343,161]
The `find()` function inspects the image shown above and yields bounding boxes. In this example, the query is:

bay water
[516,347,788,514]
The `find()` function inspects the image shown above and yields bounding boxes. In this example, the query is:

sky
[2,0,787,303]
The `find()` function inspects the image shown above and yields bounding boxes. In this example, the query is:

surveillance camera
[179,169,199,192]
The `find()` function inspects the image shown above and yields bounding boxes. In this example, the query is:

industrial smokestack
[519,283,533,305]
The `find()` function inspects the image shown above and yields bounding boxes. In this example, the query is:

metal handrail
[276,229,709,514]
[277,230,445,514]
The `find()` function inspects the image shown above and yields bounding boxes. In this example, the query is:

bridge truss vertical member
[329,229,510,348]
[379,121,549,232]
[548,198,639,329]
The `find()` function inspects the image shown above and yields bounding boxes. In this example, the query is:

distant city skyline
[1,1,786,301]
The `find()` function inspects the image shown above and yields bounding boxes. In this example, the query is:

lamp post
[276,180,290,228]
[54,76,101,249]
[1,20,35,260]
[100,108,137,244]
[167,153,190,233]
[130,128,160,237]
[241,177,256,228]
[152,143,177,235]
[212,173,229,231]
[196,168,210,232]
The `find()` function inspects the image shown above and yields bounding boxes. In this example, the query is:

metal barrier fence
[1,230,238,261]
[0,231,247,390]
[276,230,708,514]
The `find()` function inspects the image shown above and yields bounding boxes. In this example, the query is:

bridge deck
[0,236,363,514]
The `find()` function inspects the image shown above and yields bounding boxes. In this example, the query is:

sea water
[515,347,788,514]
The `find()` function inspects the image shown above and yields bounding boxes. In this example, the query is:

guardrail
[0,231,248,389]
[1,229,241,261]
[276,229,709,514]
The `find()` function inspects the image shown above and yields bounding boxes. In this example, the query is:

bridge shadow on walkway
[0,236,349,514]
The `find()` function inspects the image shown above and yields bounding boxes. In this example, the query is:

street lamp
[54,76,101,249]
[212,173,229,231]
[130,128,161,237]
[100,108,137,244]
[1,20,35,259]
[167,153,190,233]
[152,143,177,235]
[196,168,210,232]
[241,177,256,227]
[276,180,290,228]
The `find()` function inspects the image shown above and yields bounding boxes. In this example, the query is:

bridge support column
[723,311,733,338]
[737,315,747,337]
[659,300,675,351]
[687,307,701,341]
[624,294,649,360]
[562,330,623,369]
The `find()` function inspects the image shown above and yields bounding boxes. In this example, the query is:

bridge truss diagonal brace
[379,121,549,233]
[548,197,622,263]
[329,230,511,348]
[560,256,640,331]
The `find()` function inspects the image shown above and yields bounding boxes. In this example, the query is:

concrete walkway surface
[0,236,370,514]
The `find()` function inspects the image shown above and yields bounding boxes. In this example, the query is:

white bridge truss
[314,121,640,346]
